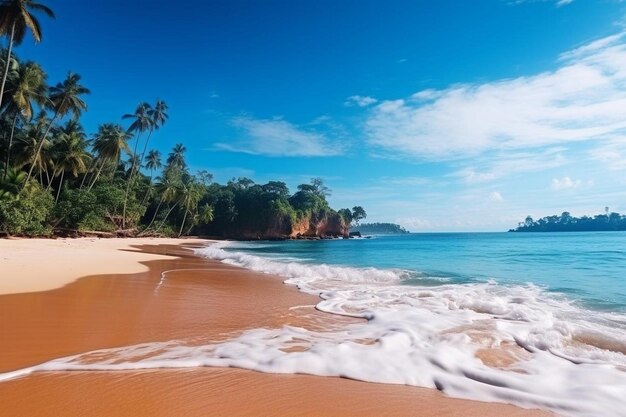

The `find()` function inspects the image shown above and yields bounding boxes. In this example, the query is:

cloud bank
[216,116,343,157]
[364,32,626,162]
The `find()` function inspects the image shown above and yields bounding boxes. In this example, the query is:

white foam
[1,242,625,417]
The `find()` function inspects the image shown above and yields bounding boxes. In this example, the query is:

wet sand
[0,239,552,416]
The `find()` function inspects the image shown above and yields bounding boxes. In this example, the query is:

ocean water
[225,232,626,311]
[3,233,625,417]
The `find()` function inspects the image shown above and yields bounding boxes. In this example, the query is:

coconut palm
[3,61,47,179]
[166,143,186,171]
[25,72,89,184]
[86,123,131,190]
[144,174,181,233]
[141,149,161,204]
[184,203,214,235]
[0,52,19,107]
[138,99,167,164]
[177,180,205,237]
[0,167,25,200]
[0,0,54,110]
[50,120,90,201]
[121,102,153,228]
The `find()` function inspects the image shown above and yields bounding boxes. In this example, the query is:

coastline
[0,238,552,416]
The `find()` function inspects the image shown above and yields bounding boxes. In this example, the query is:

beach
[0,238,552,416]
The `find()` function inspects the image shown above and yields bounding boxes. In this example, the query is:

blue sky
[16,0,626,231]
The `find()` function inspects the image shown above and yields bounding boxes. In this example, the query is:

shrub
[0,183,54,236]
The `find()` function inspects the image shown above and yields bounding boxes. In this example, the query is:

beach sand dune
[0,239,552,416]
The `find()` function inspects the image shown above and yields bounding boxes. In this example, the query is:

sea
[194,232,626,417]
[3,232,625,416]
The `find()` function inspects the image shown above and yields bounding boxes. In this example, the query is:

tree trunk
[155,202,178,232]
[25,108,60,185]
[138,129,153,174]
[3,113,17,180]
[178,209,189,237]
[46,167,58,192]
[87,159,107,191]
[55,170,65,203]
[140,197,164,233]
[0,23,16,111]
[122,132,143,229]
[141,170,154,205]
[80,159,96,189]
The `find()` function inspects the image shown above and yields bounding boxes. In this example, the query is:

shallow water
[227,233,626,311]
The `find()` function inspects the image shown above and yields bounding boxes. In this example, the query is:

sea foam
[1,241,625,417]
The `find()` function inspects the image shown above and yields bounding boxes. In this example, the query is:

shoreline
[0,238,551,416]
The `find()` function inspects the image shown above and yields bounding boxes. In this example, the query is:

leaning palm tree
[141,149,161,204]
[86,123,131,190]
[121,102,153,228]
[138,99,167,164]
[177,180,205,237]
[25,72,89,184]
[0,52,19,107]
[3,61,47,179]
[147,174,182,233]
[50,120,90,201]
[0,0,54,110]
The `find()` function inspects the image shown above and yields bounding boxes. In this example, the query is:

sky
[15,0,626,231]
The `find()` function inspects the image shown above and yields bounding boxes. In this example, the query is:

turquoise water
[226,232,626,312]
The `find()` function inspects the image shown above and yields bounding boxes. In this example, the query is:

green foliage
[54,182,144,231]
[0,182,53,235]
[353,223,409,234]
[0,46,364,238]
[512,210,626,232]
[351,206,367,226]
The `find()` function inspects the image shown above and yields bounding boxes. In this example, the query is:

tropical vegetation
[510,210,626,232]
[0,1,364,238]
[352,222,409,235]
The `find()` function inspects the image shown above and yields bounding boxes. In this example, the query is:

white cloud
[510,0,574,6]
[451,147,567,183]
[216,116,343,157]
[551,176,593,190]
[365,32,626,161]
[488,191,504,202]
[345,95,378,107]
[589,140,626,170]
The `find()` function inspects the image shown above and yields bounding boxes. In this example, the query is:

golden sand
[0,239,552,416]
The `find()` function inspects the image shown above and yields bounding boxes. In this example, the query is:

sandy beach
[0,238,552,416]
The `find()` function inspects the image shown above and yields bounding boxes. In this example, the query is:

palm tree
[25,72,89,184]
[146,174,181,233]
[141,149,161,204]
[0,51,19,107]
[184,203,213,235]
[0,0,54,110]
[166,143,187,171]
[14,112,49,180]
[50,120,90,202]
[0,167,25,200]
[3,61,47,179]
[87,123,131,190]
[177,180,205,237]
[121,102,153,228]
[138,99,167,164]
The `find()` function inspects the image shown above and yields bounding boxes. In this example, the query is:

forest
[352,223,409,234]
[510,211,626,232]
[0,1,365,239]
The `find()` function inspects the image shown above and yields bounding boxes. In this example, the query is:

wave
[2,242,625,417]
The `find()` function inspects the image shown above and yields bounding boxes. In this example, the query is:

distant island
[352,222,410,235]
[510,210,626,232]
